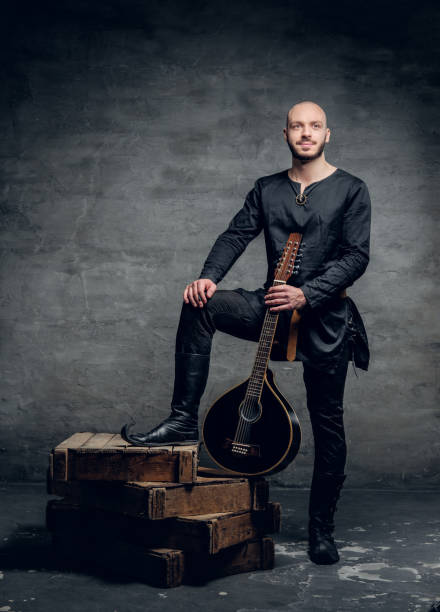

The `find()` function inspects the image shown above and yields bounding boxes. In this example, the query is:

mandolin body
[202,368,301,476]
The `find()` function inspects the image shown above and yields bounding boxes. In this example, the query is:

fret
[247,381,263,390]
[248,380,263,389]
[245,393,260,399]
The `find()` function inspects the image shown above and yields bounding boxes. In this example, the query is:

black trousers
[176,288,349,478]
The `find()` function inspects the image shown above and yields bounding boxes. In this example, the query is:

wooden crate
[48,474,269,520]
[46,498,280,555]
[49,432,199,484]
[51,530,274,587]
[52,530,184,588]
[186,537,275,583]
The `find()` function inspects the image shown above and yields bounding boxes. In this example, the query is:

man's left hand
[264,285,307,312]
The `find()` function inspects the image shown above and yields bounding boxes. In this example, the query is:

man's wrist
[298,286,311,308]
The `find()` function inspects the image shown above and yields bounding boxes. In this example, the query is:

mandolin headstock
[274,232,304,283]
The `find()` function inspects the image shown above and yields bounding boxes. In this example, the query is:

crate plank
[56,432,96,449]
[185,537,275,583]
[48,475,268,519]
[80,432,117,449]
[177,503,280,554]
[52,530,184,588]
[46,499,280,555]
[49,433,199,483]
[51,529,273,587]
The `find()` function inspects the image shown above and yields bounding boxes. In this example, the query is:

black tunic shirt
[199,168,371,373]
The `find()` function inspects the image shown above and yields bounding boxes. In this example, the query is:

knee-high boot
[308,472,346,565]
[121,352,210,446]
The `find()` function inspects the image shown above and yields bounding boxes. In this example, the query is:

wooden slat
[46,499,280,555]
[48,434,199,483]
[252,478,269,511]
[52,531,184,588]
[79,433,117,449]
[51,449,68,481]
[148,478,258,519]
[51,522,273,587]
[109,436,131,449]
[185,537,275,583]
[49,475,268,519]
[73,452,177,482]
[176,502,280,554]
[55,432,95,449]
[102,433,122,448]
[178,449,198,483]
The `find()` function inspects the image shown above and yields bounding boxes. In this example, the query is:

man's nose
[301,126,312,138]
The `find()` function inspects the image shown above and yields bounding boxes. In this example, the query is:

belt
[286,289,347,361]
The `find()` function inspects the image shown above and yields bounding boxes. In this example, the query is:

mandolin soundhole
[238,399,262,424]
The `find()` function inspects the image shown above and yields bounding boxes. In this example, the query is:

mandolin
[202,232,303,476]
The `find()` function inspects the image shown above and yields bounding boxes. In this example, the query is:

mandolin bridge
[223,438,261,458]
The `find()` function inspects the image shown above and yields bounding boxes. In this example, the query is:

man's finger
[265,293,286,302]
[270,304,288,312]
[188,285,198,308]
[183,285,192,303]
[197,281,207,304]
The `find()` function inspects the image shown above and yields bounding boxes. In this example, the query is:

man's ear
[325,128,331,143]
[283,127,287,141]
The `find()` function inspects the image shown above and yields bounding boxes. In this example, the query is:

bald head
[283,101,330,162]
[286,101,328,129]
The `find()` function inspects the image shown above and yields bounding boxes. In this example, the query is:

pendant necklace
[288,167,339,207]
[295,192,307,206]
[288,171,309,206]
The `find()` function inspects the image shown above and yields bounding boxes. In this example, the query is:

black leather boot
[120,352,210,446]
[308,472,346,565]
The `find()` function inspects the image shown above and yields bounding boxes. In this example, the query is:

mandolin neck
[246,279,285,400]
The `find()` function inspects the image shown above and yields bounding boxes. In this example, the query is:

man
[121,101,371,565]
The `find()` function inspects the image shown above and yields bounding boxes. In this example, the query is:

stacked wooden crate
[46,432,280,587]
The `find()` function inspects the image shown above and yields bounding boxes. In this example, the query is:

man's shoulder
[335,168,369,190]
[253,169,288,191]
[255,169,287,184]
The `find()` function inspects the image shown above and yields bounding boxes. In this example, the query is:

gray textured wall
[1,0,439,486]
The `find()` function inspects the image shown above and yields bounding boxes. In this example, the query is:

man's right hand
[183,278,217,308]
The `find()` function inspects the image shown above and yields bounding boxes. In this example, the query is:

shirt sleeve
[198,181,264,284]
[300,180,371,309]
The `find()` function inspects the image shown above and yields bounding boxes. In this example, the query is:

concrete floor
[0,483,439,612]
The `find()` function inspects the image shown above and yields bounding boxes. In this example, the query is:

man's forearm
[199,183,263,284]
[300,248,369,309]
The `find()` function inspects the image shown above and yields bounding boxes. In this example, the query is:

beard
[287,138,327,162]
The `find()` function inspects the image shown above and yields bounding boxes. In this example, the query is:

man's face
[283,107,330,162]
